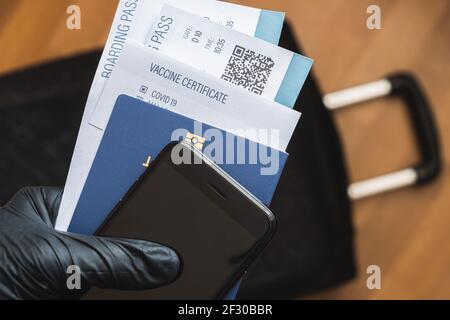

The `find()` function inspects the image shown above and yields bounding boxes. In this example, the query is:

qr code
[221,45,275,95]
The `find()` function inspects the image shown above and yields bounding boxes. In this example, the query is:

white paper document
[55,42,301,231]
[56,0,286,231]
[146,5,312,108]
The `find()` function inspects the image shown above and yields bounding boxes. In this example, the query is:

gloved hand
[0,187,180,300]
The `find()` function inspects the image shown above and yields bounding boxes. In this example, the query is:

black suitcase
[0,23,440,298]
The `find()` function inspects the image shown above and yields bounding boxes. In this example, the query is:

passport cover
[69,95,288,235]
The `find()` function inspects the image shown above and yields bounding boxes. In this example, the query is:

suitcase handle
[323,73,441,200]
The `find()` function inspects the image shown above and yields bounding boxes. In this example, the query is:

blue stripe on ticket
[255,10,285,45]
[275,54,313,108]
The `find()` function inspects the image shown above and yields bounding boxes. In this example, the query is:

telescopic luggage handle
[323,73,441,200]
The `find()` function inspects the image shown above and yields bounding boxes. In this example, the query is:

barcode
[221,45,275,95]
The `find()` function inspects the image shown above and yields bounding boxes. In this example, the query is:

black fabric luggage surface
[0,53,99,203]
[0,23,355,298]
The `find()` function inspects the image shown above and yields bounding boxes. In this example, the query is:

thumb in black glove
[0,187,181,300]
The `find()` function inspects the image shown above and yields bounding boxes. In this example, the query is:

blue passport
[69,95,289,235]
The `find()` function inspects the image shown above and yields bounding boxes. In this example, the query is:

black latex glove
[0,187,180,300]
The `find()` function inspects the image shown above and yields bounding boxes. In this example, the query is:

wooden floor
[1,0,449,299]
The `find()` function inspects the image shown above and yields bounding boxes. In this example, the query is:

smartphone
[84,141,276,300]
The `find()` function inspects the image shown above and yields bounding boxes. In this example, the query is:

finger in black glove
[0,187,180,300]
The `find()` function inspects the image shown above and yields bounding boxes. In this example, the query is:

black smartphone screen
[85,143,275,300]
